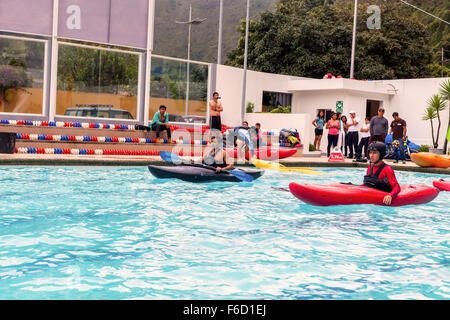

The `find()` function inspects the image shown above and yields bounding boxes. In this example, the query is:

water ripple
[0,166,448,299]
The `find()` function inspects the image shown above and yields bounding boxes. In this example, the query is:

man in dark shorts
[209,92,223,132]
[389,112,407,164]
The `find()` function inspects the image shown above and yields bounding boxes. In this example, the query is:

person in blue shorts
[312,110,325,152]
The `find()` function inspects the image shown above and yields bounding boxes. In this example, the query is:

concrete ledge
[0,154,448,175]
[301,151,323,158]
[278,160,449,175]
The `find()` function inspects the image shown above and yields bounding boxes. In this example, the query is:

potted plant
[422,94,446,154]
[246,102,254,113]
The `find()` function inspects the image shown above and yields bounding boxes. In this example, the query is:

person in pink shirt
[326,112,340,157]
[364,142,400,205]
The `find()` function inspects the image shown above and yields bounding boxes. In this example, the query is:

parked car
[168,114,186,123]
[183,115,206,124]
[64,104,134,120]
[167,114,206,123]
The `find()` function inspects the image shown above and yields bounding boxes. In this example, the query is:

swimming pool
[0,166,448,300]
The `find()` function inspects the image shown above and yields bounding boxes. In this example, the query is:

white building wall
[379,78,449,147]
[214,64,449,150]
[214,64,307,127]
[292,78,449,148]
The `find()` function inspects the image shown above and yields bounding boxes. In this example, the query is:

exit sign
[336,101,344,113]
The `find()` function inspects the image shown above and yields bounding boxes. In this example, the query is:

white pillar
[217,0,224,65]
[241,0,250,124]
[350,0,358,79]
[48,0,60,122]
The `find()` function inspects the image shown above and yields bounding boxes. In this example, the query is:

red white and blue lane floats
[14,133,293,147]
[288,183,441,207]
[1,120,134,130]
[16,133,208,146]
[15,147,206,156]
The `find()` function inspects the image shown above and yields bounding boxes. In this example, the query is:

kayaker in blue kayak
[202,136,234,173]
[364,142,400,205]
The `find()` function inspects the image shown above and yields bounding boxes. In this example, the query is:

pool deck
[0,153,448,175]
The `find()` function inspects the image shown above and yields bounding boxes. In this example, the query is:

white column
[185,5,192,116]
[143,0,156,125]
[350,0,358,79]
[241,0,250,124]
[217,0,224,65]
[48,0,60,122]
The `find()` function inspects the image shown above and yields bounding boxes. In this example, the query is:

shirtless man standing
[209,92,223,132]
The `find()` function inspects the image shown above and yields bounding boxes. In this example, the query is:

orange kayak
[410,152,450,169]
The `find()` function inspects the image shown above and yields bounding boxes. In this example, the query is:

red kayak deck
[289,183,439,207]
[225,148,297,160]
[433,180,450,192]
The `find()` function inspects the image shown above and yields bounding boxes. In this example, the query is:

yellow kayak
[410,152,450,169]
[250,158,326,175]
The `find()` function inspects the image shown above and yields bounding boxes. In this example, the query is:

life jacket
[363,163,393,192]
[204,148,227,168]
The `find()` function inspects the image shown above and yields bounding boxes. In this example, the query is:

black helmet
[368,142,387,160]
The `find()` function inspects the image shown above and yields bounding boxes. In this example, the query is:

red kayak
[433,180,450,192]
[289,183,439,207]
[225,148,297,160]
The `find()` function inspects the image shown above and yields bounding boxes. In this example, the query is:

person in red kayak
[364,141,400,205]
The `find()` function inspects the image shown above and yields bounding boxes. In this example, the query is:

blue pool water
[0,166,448,300]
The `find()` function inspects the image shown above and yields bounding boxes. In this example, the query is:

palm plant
[438,79,450,153]
[422,94,446,149]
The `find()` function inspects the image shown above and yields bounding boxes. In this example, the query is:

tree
[0,38,35,112]
[57,45,139,95]
[439,79,450,153]
[422,94,446,148]
[226,0,433,80]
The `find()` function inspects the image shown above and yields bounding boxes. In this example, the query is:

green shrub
[309,144,316,152]
[246,102,254,113]
[418,145,430,152]
[269,105,291,113]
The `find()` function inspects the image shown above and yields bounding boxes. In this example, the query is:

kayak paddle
[159,151,254,182]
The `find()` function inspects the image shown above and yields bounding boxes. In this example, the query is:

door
[366,100,381,119]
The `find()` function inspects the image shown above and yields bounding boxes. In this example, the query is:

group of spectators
[313,107,408,163]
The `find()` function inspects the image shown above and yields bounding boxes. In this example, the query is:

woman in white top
[337,114,348,156]
[356,117,371,160]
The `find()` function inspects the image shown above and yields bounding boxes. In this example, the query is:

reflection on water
[0,166,448,299]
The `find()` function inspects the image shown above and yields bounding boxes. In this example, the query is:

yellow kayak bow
[250,158,326,175]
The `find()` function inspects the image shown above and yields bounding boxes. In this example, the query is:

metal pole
[217,0,224,64]
[241,0,250,124]
[350,0,358,79]
[186,4,192,116]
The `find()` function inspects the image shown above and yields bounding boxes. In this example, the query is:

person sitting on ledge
[151,105,172,143]
[363,142,400,205]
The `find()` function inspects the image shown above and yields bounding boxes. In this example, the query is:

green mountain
[153,0,449,75]
[153,0,277,62]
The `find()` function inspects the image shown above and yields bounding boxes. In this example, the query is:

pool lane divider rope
[15,147,207,157]
[0,120,231,133]
[15,133,210,146]
[14,133,289,147]
[2,120,280,137]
